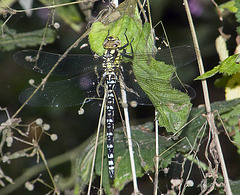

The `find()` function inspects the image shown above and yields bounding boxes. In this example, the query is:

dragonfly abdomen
[105,62,119,179]
[106,73,116,179]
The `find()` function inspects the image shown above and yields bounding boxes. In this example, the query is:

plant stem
[153,110,159,195]
[119,77,141,195]
[183,0,232,194]
[87,92,107,195]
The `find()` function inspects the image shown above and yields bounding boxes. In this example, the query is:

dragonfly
[13,34,196,179]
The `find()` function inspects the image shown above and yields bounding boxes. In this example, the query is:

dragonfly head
[103,36,121,49]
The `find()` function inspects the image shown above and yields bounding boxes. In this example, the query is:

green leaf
[218,54,240,74]
[219,0,237,13]
[134,57,192,132]
[235,0,240,21]
[75,133,98,193]
[195,54,240,80]
[75,122,189,194]
[39,0,83,32]
[225,72,240,100]
[88,0,142,56]
[214,74,232,88]
[131,24,192,133]
[181,98,240,147]
[230,180,240,195]
[195,65,220,80]
[0,26,56,51]
[89,14,142,56]
[216,98,240,154]
[235,0,240,34]
[0,0,15,14]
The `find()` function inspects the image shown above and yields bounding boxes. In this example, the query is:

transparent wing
[13,46,195,77]
[154,45,196,67]
[19,72,103,107]
[13,50,102,77]
[14,45,196,107]
[115,61,195,106]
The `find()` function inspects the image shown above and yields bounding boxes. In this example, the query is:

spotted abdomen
[106,72,117,179]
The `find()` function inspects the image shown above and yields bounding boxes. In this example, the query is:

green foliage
[195,54,240,80]
[75,122,189,194]
[195,65,220,80]
[89,14,142,56]
[88,0,142,55]
[217,99,240,154]
[219,0,237,13]
[3,0,240,194]
[0,25,56,51]
[0,0,15,14]
[182,98,240,149]
[235,0,240,34]
[40,0,83,32]
[75,133,98,193]
[196,0,240,85]
[224,180,240,195]
[75,98,240,194]
[133,36,192,132]
[89,0,192,133]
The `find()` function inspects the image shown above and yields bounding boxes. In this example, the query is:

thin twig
[7,0,94,13]
[183,0,232,194]
[37,146,57,192]
[119,77,141,195]
[153,110,159,195]
[179,121,208,195]
[99,101,107,195]
[87,92,107,195]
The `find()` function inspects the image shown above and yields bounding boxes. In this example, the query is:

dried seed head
[78,108,84,115]
[54,22,60,29]
[28,79,35,85]
[43,124,50,131]
[25,181,34,191]
[50,134,58,141]
[6,136,13,147]
[35,118,43,125]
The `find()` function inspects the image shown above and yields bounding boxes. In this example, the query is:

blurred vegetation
[0,0,240,194]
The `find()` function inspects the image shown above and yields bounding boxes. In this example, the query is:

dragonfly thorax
[103,36,121,49]
[102,49,121,74]
[102,36,123,76]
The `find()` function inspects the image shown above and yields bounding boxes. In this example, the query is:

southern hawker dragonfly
[13,34,196,179]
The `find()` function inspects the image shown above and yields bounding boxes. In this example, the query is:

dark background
[0,0,238,194]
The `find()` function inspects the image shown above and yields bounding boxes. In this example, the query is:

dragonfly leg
[120,29,134,59]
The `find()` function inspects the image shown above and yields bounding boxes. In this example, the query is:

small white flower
[6,136,13,147]
[2,156,9,163]
[186,180,194,187]
[25,181,34,191]
[50,134,58,141]
[130,101,137,108]
[28,79,35,85]
[35,118,43,125]
[78,108,84,115]
[43,124,50,131]
[54,22,60,29]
